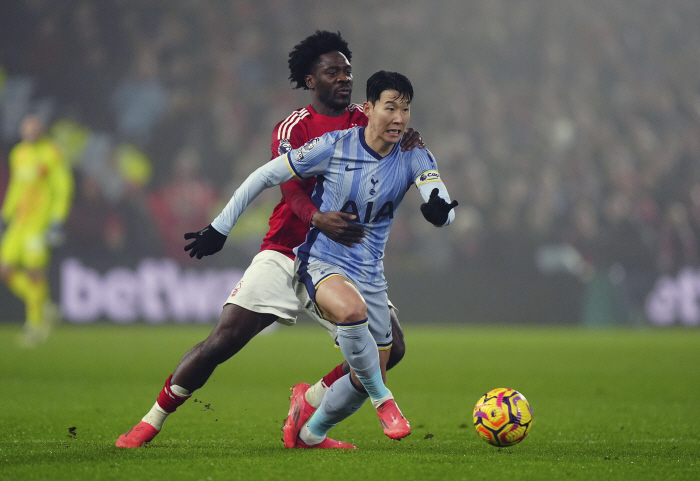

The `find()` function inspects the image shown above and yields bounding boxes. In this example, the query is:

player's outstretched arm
[420,187,458,227]
[184,155,294,259]
[400,128,425,152]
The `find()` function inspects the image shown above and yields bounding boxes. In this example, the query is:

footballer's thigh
[294,258,392,346]
[294,258,367,325]
[225,250,303,325]
[314,275,367,324]
[0,224,24,280]
[1,225,50,271]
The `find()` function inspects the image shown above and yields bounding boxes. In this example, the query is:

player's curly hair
[288,30,352,90]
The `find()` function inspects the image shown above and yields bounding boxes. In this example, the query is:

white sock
[370,390,394,410]
[305,380,329,408]
[299,425,325,445]
[170,384,190,397]
[141,384,191,431]
[141,402,169,431]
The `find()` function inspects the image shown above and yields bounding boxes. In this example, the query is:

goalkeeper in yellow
[0,115,74,346]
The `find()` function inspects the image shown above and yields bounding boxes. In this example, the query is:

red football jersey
[260,103,368,258]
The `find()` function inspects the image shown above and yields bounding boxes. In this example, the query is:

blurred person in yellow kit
[0,114,74,346]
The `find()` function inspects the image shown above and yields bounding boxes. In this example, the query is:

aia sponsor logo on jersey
[341,199,394,223]
[278,139,292,155]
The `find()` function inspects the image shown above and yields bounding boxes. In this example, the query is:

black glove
[184,224,227,259]
[420,188,458,226]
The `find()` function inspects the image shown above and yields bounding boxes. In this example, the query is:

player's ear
[363,101,372,117]
[305,75,315,89]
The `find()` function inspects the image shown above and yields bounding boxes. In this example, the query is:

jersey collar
[358,127,400,160]
[307,104,351,124]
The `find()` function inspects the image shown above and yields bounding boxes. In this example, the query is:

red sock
[156,374,192,413]
[321,363,345,388]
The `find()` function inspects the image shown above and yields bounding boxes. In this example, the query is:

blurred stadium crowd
[1,0,699,324]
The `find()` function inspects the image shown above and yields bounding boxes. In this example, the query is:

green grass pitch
[1,322,699,480]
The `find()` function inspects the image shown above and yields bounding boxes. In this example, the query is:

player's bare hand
[184,224,227,259]
[312,211,365,247]
[400,128,425,151]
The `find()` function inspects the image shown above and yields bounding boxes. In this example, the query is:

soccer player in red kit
[116,31,422,449]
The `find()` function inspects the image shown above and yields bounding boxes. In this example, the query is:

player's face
[20,116,44,143]
[364,90,411,145]
[306,51,353,112]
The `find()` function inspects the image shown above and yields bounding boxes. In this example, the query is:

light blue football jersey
[285,126,444,290]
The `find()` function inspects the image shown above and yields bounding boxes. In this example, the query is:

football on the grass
[473,388,532,447]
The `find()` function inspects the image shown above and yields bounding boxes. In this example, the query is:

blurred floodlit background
[1,0,699,327]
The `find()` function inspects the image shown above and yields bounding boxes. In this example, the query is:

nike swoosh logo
[352,344,368,355]
[345,165,362,171]
[385,331,391,338]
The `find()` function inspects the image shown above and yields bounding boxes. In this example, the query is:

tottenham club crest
[370,176,379,195]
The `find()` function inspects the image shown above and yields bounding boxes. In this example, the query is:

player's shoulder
[9,141,31,161]
[400,145,438,177]
[9,141,23,156]
[292,128,359,165]
[348,103,364,114]
[348,103,368,124]
[304,127,357,150]
[399,143,434,161]
[273,106,312,139]
[324,125,361,145]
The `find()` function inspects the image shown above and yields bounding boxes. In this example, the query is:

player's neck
[363,126,395,158]
[310,100,347,118]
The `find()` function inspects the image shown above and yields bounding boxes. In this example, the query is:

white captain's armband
[416,170,441,186]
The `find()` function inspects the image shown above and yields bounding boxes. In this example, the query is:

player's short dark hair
[366,71,413,104]
[288,30,352,90]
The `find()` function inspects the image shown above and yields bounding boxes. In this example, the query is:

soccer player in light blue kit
[185,71,457,449]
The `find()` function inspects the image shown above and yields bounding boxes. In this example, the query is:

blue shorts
[293,258,393,350]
